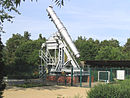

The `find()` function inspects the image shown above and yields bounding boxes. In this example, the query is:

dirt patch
[3,86,90,98]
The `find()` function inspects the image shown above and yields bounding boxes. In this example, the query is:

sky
[1,0,130,46]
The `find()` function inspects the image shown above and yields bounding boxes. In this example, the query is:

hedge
[87,79,130,98]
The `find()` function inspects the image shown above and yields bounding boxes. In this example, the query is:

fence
[89,67,130,86]
[4,67,130,88]
[44,67,92,88]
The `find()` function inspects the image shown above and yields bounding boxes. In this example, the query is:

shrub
[15,83,44,88]
[87,79,130,98]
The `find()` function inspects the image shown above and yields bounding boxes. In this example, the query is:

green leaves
[15,0,38,7]
[4,32,46,76]
[87,79,130,98]
[95,46,127,60]
[0,36,6,97]
[75,36,100,61]
[124,38,130,52]
[52,0,64,7]
[0,0,20,33]
[75,37,129,61]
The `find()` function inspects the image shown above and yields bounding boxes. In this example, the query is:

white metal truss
[39,32,80,74]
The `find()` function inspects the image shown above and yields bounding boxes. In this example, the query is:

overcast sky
[1,0,130,45]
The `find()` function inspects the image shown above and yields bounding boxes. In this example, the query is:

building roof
[85,60,130,68]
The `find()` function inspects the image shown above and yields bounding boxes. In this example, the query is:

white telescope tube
[46,6,80,58]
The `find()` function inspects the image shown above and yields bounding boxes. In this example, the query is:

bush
[7,75,39,79]
[15,83,43,88]
[87,79,130,98]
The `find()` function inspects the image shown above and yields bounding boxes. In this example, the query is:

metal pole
[80,68,82,87]
[106,68,107,82]
[71,67,73,86]
[110,68,113,82]
[89,68,91,88]
[65,73,67,86]
[126,68,129,79]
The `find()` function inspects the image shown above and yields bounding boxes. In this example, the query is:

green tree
[124,38,130,60]
[38,33,46,40]
[23,31,31,41]
[5,33,23,65]
[95,46,126,60]
[14,39,46,76]
[100,38,119,48]
[126,51,130,60]
[0,36,6,98]
[4,32,46,76]
[124,38,130,52]
[75,36,100,61]
[38,34,42,40]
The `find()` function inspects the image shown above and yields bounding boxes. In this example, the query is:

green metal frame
[71,67,73,86]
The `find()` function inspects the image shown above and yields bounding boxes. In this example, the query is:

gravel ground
[3,85,90,98]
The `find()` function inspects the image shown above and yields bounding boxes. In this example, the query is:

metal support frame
[71,67,73,86]
[110,68,113,82]
[80,68,82,87]
[39,31,80,75]
[89,68,91,88]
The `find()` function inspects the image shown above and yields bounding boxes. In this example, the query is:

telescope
[46,6,80,58]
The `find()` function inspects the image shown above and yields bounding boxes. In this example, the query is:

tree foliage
[0,36,5,98]
[100,38,119,48]
[0,0,21,33]
[23,31,31,41]
[4,32,46,76]
[75,36,100,61]
[95,46,126,60]
[124,38,130,52]
[123,38,130,60]
[52,0,64,6]
[75,36,130,61]
[4,33,24,65]
[38,33,46,40]
[15,39,45,66]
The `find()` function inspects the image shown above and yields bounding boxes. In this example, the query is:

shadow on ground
[5,85,68,91]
